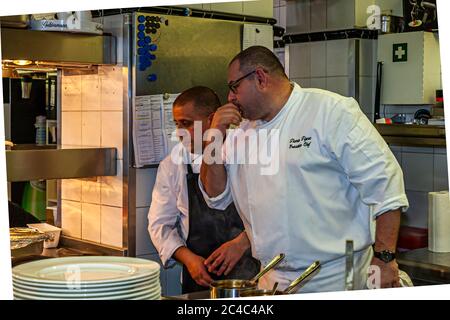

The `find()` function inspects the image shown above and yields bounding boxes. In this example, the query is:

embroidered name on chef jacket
[289,136,312,149]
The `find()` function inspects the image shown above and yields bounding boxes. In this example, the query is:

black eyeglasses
[228,70,256,94]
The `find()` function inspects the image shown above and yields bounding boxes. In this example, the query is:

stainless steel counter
[397,248,450,285]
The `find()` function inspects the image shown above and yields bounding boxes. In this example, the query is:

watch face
[380,251,394,263]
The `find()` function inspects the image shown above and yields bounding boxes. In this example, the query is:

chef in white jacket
[148,86,260,294]
[200,46,409,293]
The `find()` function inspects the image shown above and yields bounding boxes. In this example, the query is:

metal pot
[210,253,285,299]
[210,279,258,298]
[238,260,321,298]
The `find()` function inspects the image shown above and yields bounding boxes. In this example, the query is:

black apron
[182,164,261,294]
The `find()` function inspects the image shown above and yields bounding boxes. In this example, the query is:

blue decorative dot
[137,48,147,56]
[144,36,152,44]
[149,54,156,60]
[137,31,145,40]
[139,64,147,71]
[149,44,157,51]
[137,39,145,47]
[147,74,157,81]
[138,15,146,23]
[138,24,145,32]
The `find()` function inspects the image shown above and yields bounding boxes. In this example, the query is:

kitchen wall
[60,66,124,248]
[279,0,448,231]
[182,0,273,18]
[287,38,377,121]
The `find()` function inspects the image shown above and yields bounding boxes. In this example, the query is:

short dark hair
[230,46,287,78]
[173,86,221,116]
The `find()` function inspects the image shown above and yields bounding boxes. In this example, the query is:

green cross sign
[393,43,408,62]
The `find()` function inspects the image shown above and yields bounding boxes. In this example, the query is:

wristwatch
[373,249,396,263]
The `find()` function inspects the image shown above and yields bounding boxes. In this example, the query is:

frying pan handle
[283,261,321,294]
[251,253,285,283]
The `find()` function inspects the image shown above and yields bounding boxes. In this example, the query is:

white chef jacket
[199,82,409,293]
[148,144,202,267]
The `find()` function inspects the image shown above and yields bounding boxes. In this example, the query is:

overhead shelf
[6,145,117,181]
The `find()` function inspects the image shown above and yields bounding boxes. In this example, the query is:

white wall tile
[81,112,101,147]
[434,154,449,191]
[310,0,327,32]
[82,177,101,204]
[327,0,356,30]
[82,203,101,243]
[402,191,428,228]
[61,75,81,111]
[81,74,101,111]
[101,205,123,248]
[326,76,350,97]
[288,43,311,78]
[99,66,123,111]
[136,207,158,256]
[243,0,273,18]
[137,168,158,208]
[278,4,286,29]
[211,2,243,15]
[286,0,310,34]
[310,77,327,90]
[292,78,310,88]
[359,39,376,77]
[434,147,447,155]
[326,40,351,77]
[61,179,82,202]
[61,200,82,238]
[273,6,280,20]
[402,152,434,192]
[359,76,375,115]
[101,111,123,160]
[402,146,434,154]
[101,160,123,208]
[61,112,82,146]
[310,41,326,78]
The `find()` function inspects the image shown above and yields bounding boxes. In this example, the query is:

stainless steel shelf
[374,124,446,147]
[6,145,117,181]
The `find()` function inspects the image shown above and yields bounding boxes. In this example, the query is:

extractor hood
[1,27,116,67]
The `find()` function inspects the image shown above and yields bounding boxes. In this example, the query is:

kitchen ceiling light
[12,60,33,66]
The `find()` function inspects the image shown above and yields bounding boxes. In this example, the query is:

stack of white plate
[12,256,161,300]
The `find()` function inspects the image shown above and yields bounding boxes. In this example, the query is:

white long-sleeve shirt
[200,83,409,292]
[148,144,202,267]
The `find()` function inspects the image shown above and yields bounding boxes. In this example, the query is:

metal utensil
[210,253,285,299]
[250,253,285,284]
[282,260,321,294]
[271,282,279,295]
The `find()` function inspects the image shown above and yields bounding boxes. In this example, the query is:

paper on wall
[243,23,274,51]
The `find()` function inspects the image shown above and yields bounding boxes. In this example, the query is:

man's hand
[209,103,242,137]
[370,257,400,288]
[204,232,250,276]
[185,254,214,287]
[173,247,213,287]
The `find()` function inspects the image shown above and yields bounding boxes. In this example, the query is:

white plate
[13,282,161,297]
[13,287,161,300]
[12,272,160,290]
[13,256,160,285]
